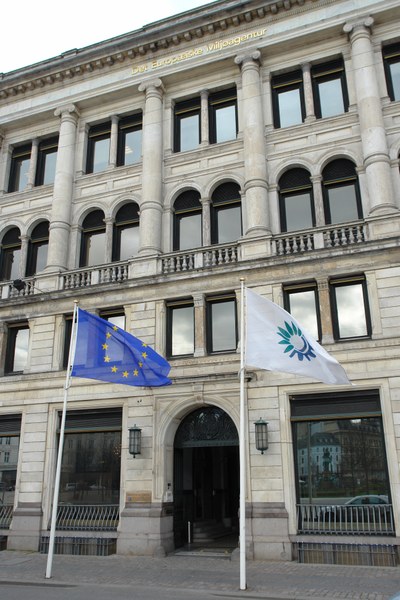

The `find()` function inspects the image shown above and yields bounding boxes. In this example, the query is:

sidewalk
[0,550,399,600]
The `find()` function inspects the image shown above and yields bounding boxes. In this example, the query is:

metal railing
[54,504,119,531]
[297,503,395,536]
[0,504,13,529]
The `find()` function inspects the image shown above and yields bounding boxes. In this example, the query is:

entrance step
[192,520,231,543]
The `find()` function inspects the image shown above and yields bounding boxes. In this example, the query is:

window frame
[112,203,140,261]
[382,42,400,102]
[311,58,349,119]
[79,210,106,267]
[278,169,315,232]
[5,322,30,375]
[8,144,31,193]
[283,282,321,342]
[86,122,111,174]
[329,275,371,341]
[166,300,195,358]
[0,228,22,282]
[25,221,49,277]
[206,294,238,355]
[173,97,201,153]
[35,136,59,186]
[117,113,142,166]
[271,70,305,129]
[322,160,363,225]
[208,87,238,144]
[210,182,242,245]
[173,191,202,251]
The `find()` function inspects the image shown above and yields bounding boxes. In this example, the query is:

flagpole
[45,301,79,579]
[239,278,246,590]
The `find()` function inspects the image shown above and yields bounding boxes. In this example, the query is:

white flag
[245,288,351,385]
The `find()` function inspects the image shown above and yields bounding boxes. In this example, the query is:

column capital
[54,103,80,121]
[138,78,165,97]
[343,16,374,37]
[235,50,261,68]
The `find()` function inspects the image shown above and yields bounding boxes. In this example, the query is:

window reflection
[286,288,319,341]
[215,105,236,143]
[294,417,389,504]
[208,298,237,353]
[326,185,359,224]
[92,138,110,173]
[173,191,202,251]
[278,89,303,127]
[180,114,200,151]
[317,79,345,118]
[389,61,400,100]
[334,283,368,338]
[169,305,194,356]
[0,434,19,505]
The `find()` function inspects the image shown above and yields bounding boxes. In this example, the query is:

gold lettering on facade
[132,28,267,76]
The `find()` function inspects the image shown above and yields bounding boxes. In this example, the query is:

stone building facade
[0,0,399,564]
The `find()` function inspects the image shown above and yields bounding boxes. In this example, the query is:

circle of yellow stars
[102,325,148,379]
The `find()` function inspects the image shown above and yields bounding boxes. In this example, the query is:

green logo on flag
[277,321,316,362]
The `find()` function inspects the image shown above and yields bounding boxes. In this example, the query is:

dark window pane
[283,192,314,231]
[2,248,21,281]
[59,430,121,505]
[293,416,389,504]
[170,306,194,356]
[209,299,236,352]
[180,114,200,151]
[278,88,303,127]
[287,289,319,340]
[334,283,368,338]
[327,184,359,224]
[0,433,19,504]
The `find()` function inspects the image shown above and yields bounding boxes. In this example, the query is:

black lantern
[254,418,268,454]
[129,425,142,457]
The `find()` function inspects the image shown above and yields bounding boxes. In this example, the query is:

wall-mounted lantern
[254,418,268,454]
[129,425,142,458]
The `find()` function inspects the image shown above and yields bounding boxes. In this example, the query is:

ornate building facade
[0,0,399,565]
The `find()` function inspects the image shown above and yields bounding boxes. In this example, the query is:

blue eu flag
[71,308,171,387]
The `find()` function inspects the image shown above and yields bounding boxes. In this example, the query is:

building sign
[126,491,152,503]
[132,28,267,75]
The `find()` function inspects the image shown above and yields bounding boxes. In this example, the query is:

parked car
[319,494,390,522]
[65,482,77,491]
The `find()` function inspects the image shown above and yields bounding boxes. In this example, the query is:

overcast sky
[1,0,217,74]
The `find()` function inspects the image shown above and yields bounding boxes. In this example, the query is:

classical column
[235,51,270,236]
[310,175,325,227]
[200,89,209,146]
[344,17,398,215]
[19,234,29,278]
[138,79,164,256]
[193,293,206,357]
[26,139,39,189]
[45,104,80,272]
[104,217,113,263]
[301,63,316,122]
[109,115,119,168]
[201,196,211,247]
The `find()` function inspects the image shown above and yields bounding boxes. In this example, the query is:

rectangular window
[330,276,371,340]
[167,301,194,357]
[271,70,305,128]
[174,97,201,152]
[209,87,237,144]
[117,113,142,166]
[312,59,349,118]
[206,295,237,354]
[284,283,320,341]
[383,43,400,102]
[58,408,122,506]
[5,323,29,374]
[0,415,21,507]
[35,137,58,186]
[8,144,31,192]
[86,122,111,173]
[291,390,391,533]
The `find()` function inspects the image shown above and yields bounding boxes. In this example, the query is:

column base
[116,502,174,557]
[6,503,43,552]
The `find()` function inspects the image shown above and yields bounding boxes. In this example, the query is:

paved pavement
[0,549,399,600]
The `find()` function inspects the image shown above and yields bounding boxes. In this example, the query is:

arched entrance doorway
[173,406,239,549]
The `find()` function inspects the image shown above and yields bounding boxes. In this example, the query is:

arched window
[26,221,49,276]
[279,168,315,232]
[0,228,21,281]
[112,203,140,261]
[211,182,242,244]
[79,210,106,267]
[173,191,202,251]
[322,159,362,224]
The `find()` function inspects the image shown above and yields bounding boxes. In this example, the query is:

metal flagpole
[239,278,246,590]
[45,301,79,579]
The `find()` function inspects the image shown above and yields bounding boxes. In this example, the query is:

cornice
[0,0,313,101]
